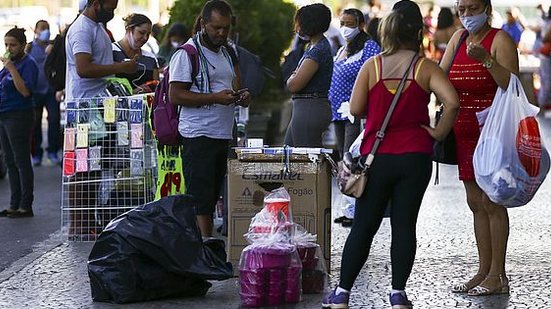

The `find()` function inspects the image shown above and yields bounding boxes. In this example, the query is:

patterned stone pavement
[1,118,551,309]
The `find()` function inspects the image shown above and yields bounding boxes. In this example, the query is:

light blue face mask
[38,29,50,42]
[460,10,488,33]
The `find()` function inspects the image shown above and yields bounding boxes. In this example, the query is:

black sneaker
[341,217,353,227]
[7,209,34,218]
[334,216,347,223]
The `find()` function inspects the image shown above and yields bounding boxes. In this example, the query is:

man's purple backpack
[152,44,199,146]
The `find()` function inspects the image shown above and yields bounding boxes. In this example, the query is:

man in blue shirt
[28,20,61,166]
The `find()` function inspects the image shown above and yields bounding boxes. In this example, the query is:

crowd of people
[0,0,545,307]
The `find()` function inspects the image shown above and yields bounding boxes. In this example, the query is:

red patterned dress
[449,28,499,181]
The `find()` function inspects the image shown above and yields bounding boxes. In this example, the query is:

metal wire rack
[61,94,157,241]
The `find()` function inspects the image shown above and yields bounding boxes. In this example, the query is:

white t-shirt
[169,38,235,139]
[65,14,114,99]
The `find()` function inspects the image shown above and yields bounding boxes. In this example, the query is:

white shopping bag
[348,129,365,158]
[473,74,550,207]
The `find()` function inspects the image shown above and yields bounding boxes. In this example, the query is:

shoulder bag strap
[442,30,468,74]
[363,54,418,170]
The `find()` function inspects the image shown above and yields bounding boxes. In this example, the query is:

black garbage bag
[88,194,233,303]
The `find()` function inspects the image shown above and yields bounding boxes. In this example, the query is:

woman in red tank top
[322,1,459,308]
[441,0,519,296]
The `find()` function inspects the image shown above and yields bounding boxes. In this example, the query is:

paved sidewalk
[1,120,551,308]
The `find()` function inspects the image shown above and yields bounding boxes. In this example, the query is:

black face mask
[96,2,115,24]
[201,28,222,49]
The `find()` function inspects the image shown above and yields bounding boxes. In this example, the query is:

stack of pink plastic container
[239,243,302,307]
[239,187,303,307]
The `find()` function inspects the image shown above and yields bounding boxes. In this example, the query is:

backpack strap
[180,44,199,79]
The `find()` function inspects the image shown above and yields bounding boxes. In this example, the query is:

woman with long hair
[322,1,459,308]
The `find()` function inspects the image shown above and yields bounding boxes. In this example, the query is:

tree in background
[168,0,296,84]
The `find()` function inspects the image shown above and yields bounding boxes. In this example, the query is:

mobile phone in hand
[232,88,249,96]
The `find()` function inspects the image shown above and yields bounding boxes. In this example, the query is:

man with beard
[65,0,137,99]
[168,0,251,238]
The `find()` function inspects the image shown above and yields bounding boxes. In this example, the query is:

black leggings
[339,153,432,291]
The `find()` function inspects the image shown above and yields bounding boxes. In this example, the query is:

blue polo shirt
[0,55,38,113]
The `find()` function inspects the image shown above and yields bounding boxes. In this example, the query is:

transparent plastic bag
[244,187,293,244]
[348,129,365,159]
[238,242,302,307]
[291,224,329,294]
[473,74,550,207]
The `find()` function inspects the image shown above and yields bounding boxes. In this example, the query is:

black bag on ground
[88,194,233,304]
[432,106,457,165]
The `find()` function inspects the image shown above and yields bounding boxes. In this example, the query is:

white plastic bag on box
[473,74,550,207]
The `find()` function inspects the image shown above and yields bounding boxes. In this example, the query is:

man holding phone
[168,0,251,238]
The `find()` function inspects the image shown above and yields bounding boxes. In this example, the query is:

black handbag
[432,31,468,166]
[432,106,457,164]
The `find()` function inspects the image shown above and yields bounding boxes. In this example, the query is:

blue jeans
[33,91,60,157]
[0,109,34,211]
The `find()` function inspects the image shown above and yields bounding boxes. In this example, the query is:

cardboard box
[227,156,331,275]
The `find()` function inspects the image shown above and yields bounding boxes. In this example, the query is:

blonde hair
[378,12,402,55]
[378,10,422,55]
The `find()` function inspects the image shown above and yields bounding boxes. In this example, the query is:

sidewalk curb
[0,230,63,284]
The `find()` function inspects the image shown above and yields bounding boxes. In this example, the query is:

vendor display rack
[61,94,157,241]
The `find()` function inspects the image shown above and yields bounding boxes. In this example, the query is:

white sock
[391,289,405,296]
[335,286,350,295]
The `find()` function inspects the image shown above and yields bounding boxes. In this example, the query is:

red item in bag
[516,117,542,177]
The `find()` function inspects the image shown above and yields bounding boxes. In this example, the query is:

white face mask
[460,10,488,34]
[297,33,310,42]
[127,31,138,50]
[171,41,180,48]
[340,26,360,41]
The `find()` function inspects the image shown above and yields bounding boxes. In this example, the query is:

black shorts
[181,137,229,215]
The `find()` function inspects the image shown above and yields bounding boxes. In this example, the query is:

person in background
[157,22,190,66]
[433,8,458,61]
[328,8,380,227]
[538,25,551,114]
[142,22,162,56]
[322,1,459,307]
[284,3,333,147]
[502,8,524,46]
[442,0,519,296]
[65,0,137,100]
[0,27,38,218]
[365,17,381,46]
[27,20,61,166]
[113,13,160,93]
[330,8,380,160]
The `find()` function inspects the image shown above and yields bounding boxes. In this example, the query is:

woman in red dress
[440,0,519,296]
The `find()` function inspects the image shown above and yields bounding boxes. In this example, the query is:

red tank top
[360,56,432,156]
[449,29,499,113]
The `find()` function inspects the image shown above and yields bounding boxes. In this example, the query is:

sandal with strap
[468,274,510,296]
[451,273,487,293]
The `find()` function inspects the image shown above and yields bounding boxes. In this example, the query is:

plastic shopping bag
[473,74,550,207]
